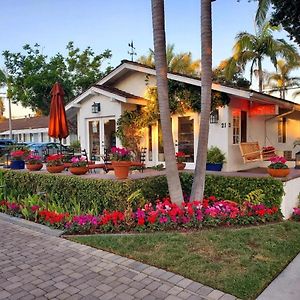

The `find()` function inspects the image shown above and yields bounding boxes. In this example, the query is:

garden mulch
[0,213,237,300]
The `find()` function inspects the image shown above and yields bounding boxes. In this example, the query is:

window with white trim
[232,114,240,144]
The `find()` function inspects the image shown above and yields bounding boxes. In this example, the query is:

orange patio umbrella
[48,82,69,145]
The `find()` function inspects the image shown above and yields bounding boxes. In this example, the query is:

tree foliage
[2,42,112,115]
[255,0,300,46]
[225,22,299,92]
[138,44,201,76]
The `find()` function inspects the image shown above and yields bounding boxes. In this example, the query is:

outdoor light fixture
[92,102,101,113]
[295,151,300,169]
[210,109,219,124]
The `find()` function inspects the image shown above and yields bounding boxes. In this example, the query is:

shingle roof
[93,84,143,99]
[0,116,49,133]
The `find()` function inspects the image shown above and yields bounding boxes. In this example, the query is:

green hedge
[0,170,284,212]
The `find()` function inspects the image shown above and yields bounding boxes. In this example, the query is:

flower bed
[0,197,281,235]
[0,170,284,212]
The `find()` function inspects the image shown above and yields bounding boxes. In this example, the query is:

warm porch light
[295,151,300,169]
[92,102,101,113]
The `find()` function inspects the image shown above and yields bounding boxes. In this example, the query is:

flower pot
[267,168,290,177]
[206,163,223,171]
[111,161,131,179]
[46,165,65,173]
[26,163,43,171]
[177,162,186,170]
[10,160,25,170]
[69,166,89,175]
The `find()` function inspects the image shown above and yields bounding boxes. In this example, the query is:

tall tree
[2,42,112,115]
[264,59,300,99]
[213,58,251,88]
[151,0,183,204]
[138,44,201,76]
[190,0,213,201]
[225,22,298,92]
[255,0,300,46]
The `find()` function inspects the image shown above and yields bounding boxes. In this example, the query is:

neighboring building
[0,116,76,144]
[66,60,300,172]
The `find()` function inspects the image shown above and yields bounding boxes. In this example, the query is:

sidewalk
[0,214,237,300]
[257,253,300,300]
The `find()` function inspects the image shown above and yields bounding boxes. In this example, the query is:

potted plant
[206,146,226,171]
[176,151,186,170]
[10,149,27,169]
[267,156,290,177]
[25,152,43,171]
[110,147,132,179]
[69,156,88,175]
[46,154,65,173]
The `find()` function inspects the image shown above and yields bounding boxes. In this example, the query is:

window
[278,117,287,143]
[233,113,240,144]
[232,110,247,144]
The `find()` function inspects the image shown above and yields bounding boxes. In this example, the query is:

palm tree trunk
[151,0,183,204]
[258,58,263,92]
[190,0,213,201]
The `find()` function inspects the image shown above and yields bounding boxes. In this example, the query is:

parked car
[0,139,16,156]
[29,142,73,161]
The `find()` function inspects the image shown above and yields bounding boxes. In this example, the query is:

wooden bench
[239,142,276,163]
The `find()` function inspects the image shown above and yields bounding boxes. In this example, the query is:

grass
[71,222,300,300]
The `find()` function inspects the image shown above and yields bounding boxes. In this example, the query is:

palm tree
[264,59,300,99]
[151,0,183,204]
[255,0,271,26]
[190,0,213,201]
[226,22,298,92]
[138,44,201,76]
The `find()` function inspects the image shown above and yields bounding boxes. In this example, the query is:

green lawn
[71,222,300,300]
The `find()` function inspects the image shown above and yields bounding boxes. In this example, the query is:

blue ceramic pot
[206,163,223,171]
[10,160,25,170]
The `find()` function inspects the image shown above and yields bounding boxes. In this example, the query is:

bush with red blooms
[292,208,300,221]
[0,196,282,234]
[46,154,64,167]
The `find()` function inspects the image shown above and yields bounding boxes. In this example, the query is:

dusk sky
[1,0,295,73]
[1,0,299,116]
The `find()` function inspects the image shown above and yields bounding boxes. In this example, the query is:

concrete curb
[0,212,63,237]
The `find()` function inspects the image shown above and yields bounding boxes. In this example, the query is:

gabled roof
[0,116,49,133]
[66,84,147,111]
[97,60,300,111]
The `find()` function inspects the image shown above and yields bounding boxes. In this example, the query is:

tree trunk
[258,58,263,92]
[190,0,213,201]
[151,0,184,204]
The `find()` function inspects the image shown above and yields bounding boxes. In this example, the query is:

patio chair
[239,142,276,163]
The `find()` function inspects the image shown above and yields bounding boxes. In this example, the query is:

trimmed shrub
[0,170,284,212]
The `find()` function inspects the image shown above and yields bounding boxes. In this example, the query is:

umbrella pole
[59,138,62,155]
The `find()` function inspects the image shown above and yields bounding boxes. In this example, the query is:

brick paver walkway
[0,217,237,300]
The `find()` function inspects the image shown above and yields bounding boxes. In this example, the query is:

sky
[0,0,299,117]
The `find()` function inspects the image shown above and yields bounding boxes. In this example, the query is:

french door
[88,117,116,160]
[156,113,197,167]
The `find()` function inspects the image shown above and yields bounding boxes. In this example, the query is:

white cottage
[66,60,300,172]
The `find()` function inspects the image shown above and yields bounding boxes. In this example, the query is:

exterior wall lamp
[210,109,219,124]
[92,102,101,113]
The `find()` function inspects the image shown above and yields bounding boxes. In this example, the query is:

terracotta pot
[111,161,131,179]
[46,165,65,173]
[69,166,89,175]
[177,162,186,170]
[267,168,290,177]
[26,163,43,171]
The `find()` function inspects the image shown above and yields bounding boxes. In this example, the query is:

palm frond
[255,0,272,27]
